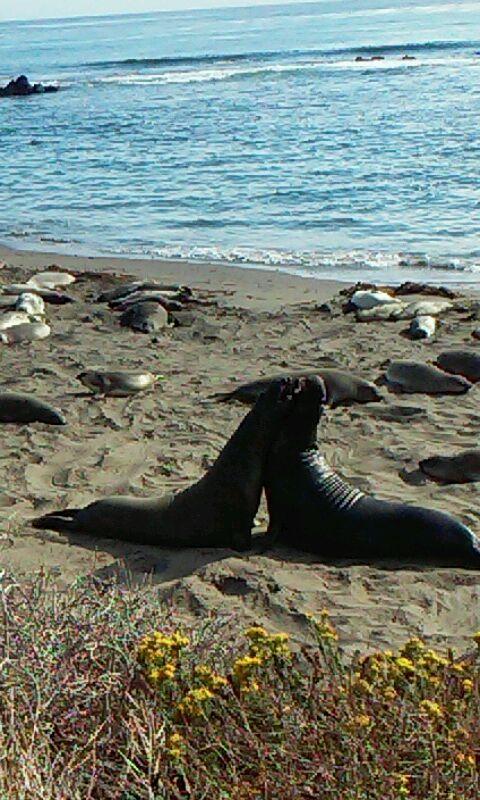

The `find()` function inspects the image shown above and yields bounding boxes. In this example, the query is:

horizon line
[0,0,326,25]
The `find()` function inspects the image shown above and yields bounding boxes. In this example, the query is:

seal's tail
[32,508,80,533]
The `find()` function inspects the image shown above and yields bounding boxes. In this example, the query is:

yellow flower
[233,655,263,685]
[353,678,373,696]
[472,631,480,646]
[167,732,184,759]
[451,663,465,674]
[463,679,473,693]
[401,638,425,658]
[242,680,260,695]
[420,700,443,720]
[354,714,371,728]
[245,626,269,640]
[395,774,410,797]
[395,657,416,674]
[147,663,176,684]
[177,687,214,718]
[194,665,227,692]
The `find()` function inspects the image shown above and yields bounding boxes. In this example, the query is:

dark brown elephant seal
[436,350,480,383]
[0,393,66,425]
[32,379,294,550]
[211,370,382,408]
[264,376,480,568]
[120,301,169,334]
[419,450,480,484]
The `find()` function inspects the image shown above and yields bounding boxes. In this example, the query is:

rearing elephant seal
[212,370,382,408]
[264,376,480,567]
[32,379,294,550]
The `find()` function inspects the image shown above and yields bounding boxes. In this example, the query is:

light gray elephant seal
[264,376,480,567]
[436,350,480,383]
[32,379,294,550]
[0,393,66,424]
[212,370,382,408]
[120,302,169,334]
[385,361,472,394]
[419,450,480,484]
[78,370,157,397]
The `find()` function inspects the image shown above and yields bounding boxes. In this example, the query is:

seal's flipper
[32,509,80,532]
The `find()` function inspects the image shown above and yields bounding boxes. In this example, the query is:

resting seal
[0,393,65,424]
[32,379,294,550]
[0,322,50,344]
[436,350,480,383]
[97,282,192,304]
[212,369,382,408]
[264,376,480,567]
[385,361,471,394]
[120,301,169,334]
[78,370,157,397]
[419,450,480,484]
[408,315,436,340]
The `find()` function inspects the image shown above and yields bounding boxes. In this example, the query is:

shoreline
[0,242,346,312]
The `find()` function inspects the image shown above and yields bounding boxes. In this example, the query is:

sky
[0,0,310,23]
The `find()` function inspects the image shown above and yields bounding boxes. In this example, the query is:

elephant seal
[120,302,169,334]
[385,361,471,394]
[419,450,480,484]
[0,322,51,344]
[394,299,452,320]
[264,376,480,567]
[408,315,436,340]
[97,282,192,304]
[436,350,480,383]
[15,293,45,317]
[78,370,157,397]
[356,304,404,322]
[32,379,294,550]
[350,290,397,310]
[27,272,75,290]
[0,393,66,424]
[0,311,34,331]
[211,370,382,408]
[112,292,184,313]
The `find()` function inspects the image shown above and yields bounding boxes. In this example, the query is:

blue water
[0,0,479,282]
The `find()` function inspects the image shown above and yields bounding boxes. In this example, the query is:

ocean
[0,0,479,283]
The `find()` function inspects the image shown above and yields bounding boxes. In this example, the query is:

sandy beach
[0,243,479,656]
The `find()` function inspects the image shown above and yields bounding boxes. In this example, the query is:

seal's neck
[300,450,364,511]
[209,403,277,478]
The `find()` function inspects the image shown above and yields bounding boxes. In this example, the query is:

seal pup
[32,379,294,550]
[78,370,158,397]
[408,315,436,340]
[0,393,66,424]
[0,311,35,331]
[350,290,397,310]
[419,450,480,484]
[264,376,480,567]
[120,302,169,334]
[436,350,480,383]
[385,361,471,394]
[212,369,382,408]
[0,322,51,344]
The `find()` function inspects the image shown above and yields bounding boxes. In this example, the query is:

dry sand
[0,243,479,655]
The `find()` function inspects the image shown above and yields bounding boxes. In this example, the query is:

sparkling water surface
[0,0,479,282]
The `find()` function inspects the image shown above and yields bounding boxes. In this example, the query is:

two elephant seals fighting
[264,376,480,568]
[32,379,294,550]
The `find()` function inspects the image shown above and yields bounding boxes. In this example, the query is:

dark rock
[0,75,59,98]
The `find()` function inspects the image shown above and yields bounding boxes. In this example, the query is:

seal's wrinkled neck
[275,399,322,454]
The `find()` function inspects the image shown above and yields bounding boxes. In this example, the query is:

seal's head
[271,374,328,452]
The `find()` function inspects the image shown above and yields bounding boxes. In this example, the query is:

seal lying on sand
[264,376,480,567]
[32,379,294,550]
[419,450,480,484]
[408,315,436,340]
[436,350,480,383]
[120,302,169,334]
[78,370,158,397]
[385,361,471,394]
[97,282,192,304]
[212,370,382,408]
[0,322,50,344]
[0,393,66,424]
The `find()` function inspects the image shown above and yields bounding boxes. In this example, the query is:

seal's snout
[297,374,328,405]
